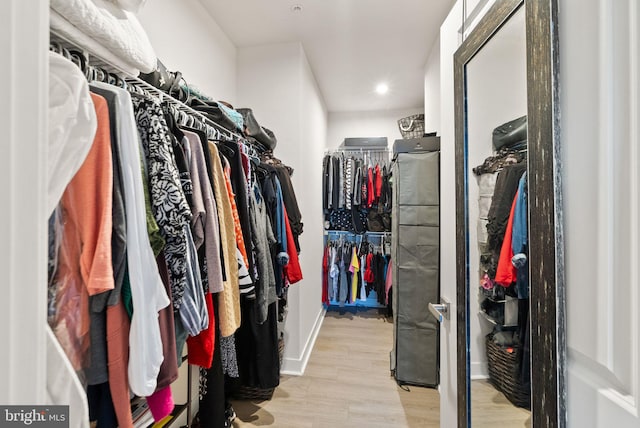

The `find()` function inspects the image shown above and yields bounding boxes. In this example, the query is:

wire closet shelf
[49,30,243,144]
[325,147,392,166]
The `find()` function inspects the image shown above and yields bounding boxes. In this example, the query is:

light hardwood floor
[230,309,530,428]
[231,308,439,428]
[471,380,530,427]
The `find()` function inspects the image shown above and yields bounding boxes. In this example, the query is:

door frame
[0,0,49,403]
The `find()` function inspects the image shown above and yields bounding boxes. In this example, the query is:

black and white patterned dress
[132,96,192,310]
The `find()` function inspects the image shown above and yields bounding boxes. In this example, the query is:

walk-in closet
[10,0,518,426]
[7,0,633,427]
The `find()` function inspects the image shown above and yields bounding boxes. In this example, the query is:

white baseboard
[470,361,489,380]
[471,374,490,380]
[280,307,326,376]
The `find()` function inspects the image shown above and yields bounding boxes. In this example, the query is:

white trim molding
[281,308,326,376]
[0,0,49,404]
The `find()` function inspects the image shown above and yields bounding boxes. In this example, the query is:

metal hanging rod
[122,76,241,141]
[324,230,391,236]
[325,148,390,154]
[325,148,392,166]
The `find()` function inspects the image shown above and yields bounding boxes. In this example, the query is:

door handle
[429,298,450,323]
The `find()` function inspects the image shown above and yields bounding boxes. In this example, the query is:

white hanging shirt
[47,52,97,215]
[46,52,96,428]
[91,82,170,396]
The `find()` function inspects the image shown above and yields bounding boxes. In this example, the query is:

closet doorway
[314,145,442,426]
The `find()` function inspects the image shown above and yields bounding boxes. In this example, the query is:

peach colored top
[65,93,114,296]
[54,93,114,370]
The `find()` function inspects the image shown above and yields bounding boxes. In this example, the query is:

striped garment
[345,158,354,209]
[237,247,255,299]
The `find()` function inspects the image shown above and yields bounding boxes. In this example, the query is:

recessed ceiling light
[376,83,389,95]
[291,4,303,13]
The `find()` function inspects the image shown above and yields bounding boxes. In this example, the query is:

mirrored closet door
[454,0,564,426]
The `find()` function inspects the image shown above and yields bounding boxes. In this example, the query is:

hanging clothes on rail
[47,51,99,428]
[207,142,241,338]
[87,84,134,427]
[274,164,303,252]
[482,162,527,280]
[51,92,114,372]
[132,96,193,311]
[47,42,306,427]
[322,234,391,307]
[473,120,531,406]
[323,150,392,233]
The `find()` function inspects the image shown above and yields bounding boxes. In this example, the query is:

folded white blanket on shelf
[50,0,156,75]
[110,0,147,13]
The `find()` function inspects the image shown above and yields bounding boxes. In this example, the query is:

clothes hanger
[191,119,201,132]
[176,110,185,126]
[49,41,62,55]
[217,142,235,159]
[175,108,185,127]
[206,125,215,140]
[242,142,261,166]
[195,118,204,132]
[94,67,106,83]
[60,47,72,61]
[162,102,185,142]
[107,73,117,86]
[116,74,126,88]
[128,81,145,97]
[68,50,86,74]
[126,79,137,94]
[90,66,100,82]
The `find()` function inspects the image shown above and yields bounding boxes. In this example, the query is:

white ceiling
[198,0,455,113]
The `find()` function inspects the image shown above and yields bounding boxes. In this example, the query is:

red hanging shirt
[283,206,303,284]
[367,167,375,207]
[495,190,518,286]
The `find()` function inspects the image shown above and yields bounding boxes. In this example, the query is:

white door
[438,1,464,427]
[562,0,640,426]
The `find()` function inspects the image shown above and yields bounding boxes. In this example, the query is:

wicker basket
[485,334,531,408]
[397,114,425,139]
[231,337,285,401]
[232,383,275,401]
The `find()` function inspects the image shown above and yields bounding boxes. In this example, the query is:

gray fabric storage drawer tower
[391,141,440,387]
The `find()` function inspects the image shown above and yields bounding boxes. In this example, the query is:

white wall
[236,43,301,162]
[424,38,441,134]
[297,48,329,374]
[438,2,463,427]
[326,108,423,150]
[237,42,328,375]
[137,0,237,103]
